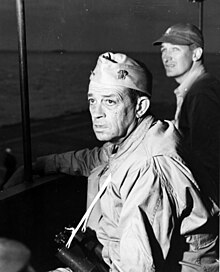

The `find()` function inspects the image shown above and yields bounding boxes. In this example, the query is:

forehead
[88,85,129,98]
[161,42,190,50]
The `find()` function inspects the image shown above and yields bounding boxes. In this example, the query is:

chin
[166,71,177,78]
[95,133,110,142]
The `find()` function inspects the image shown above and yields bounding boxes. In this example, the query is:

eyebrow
[88,93,118,98]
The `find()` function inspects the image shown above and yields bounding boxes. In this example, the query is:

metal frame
[188,0,204,32]
[16,0,32,182]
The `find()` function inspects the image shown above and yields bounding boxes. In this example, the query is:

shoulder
[187,73,220,100]
[143,120,183,157]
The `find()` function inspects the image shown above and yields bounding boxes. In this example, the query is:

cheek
[178,59,192,72]
[106,102,136,133]
[114,108,135,129]
[161,54,166,62]
[106,111,123,132]
[110,111,122,129]
[178,53,192,67]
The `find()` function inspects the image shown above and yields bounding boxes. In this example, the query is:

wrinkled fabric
[35,116,219,272]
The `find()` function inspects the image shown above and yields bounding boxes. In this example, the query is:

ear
[192,47,203,61]
[135,96,150,118]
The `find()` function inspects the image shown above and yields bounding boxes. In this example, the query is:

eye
[88,98,96,105]
[172,47,180,52]
[105,99,116,106]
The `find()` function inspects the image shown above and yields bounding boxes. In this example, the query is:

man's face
[161,42,194,83]
[88,86,137,143]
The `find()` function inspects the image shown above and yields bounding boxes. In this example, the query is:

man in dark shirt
[153,23,220,199]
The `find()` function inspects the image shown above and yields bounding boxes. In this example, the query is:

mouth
[165,64,175,68]
[93,124,107,131]
[164,63,176,69]
[94,124,105,127]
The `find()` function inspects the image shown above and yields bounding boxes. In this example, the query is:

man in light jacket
[13,52,220,271]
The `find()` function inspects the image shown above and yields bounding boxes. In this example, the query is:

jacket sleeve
[33,146,106,177]
[111,155,211,272]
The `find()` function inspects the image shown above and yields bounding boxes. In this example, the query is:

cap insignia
[117,70,128,79]
[165,27,172,35]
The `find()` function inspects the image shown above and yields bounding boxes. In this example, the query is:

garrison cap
[89,52,152,97]
[153,23,204,48]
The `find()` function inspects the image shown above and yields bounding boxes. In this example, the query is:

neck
[175,61,204,85]
[174,61,205,97]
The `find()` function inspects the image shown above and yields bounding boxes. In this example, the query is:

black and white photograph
[0,1,219,271]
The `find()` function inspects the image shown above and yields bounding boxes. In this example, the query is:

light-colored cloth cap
[89,52,152,96]
[0,238,31,272]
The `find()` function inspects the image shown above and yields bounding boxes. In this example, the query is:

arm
[3,145,108,190]
[33,146,106,177]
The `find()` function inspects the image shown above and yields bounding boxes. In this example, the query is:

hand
[2,160,45,190]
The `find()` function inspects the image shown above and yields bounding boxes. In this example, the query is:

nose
[162,51,172,63]
[90,103,105,119]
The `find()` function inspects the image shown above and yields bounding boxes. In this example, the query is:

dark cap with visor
[153,23,204,48]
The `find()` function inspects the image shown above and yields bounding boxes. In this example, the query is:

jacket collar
[104,116,180,160]
[174,62,206,99]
